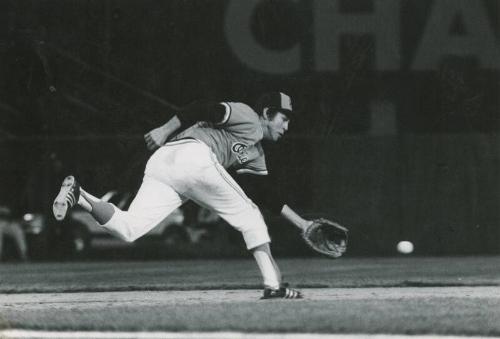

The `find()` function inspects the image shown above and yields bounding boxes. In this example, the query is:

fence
[1,133,499,257]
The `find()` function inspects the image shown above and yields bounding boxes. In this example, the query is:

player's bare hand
[144,126,168,151]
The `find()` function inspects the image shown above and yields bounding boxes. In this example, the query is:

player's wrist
[304,219,314,228]
[281,205,310,230]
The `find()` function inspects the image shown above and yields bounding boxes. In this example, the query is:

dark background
[0,0,498,257]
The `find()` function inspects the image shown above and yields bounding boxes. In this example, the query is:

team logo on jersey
[231,142,249,163]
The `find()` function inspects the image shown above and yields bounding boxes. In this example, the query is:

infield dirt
[1,258,500,335]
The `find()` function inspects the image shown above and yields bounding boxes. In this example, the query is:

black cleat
[53,175,80,221]
[261,286,303,299]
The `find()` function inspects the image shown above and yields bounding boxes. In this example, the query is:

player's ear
[262,107,270,120]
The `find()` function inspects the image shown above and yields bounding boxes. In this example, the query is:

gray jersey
[172,102,268,175]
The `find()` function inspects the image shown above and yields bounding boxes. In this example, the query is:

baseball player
[53,92,313,299]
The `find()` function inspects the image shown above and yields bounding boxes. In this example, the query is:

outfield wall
[309,134,500,255]
[254,134,500,256]
[1,133,498,257]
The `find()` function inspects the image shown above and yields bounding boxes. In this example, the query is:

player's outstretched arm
[280,204,313,231]
[237,175,348,258]
[144,115,182,151]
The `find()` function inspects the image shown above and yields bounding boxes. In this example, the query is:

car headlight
[23,213,35,222]
[23,213,45,234]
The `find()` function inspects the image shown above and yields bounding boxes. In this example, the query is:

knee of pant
[249,242,270,253]
[118,228,140,243]
[231,206,266,233]
[120,234,137,243]
[104,223,138,243]
[102,209,145,243]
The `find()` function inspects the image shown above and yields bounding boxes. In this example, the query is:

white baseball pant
[101,139,271,249]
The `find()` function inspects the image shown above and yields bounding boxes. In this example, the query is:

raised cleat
[53,175,80,221]
[261,286,303,300]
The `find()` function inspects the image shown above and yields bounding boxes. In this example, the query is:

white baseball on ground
[397,241,414,254]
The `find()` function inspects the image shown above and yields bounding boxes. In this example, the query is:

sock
[78,194,92,212]
[80,188,100,202]
[78,188,101,212]
[269,254,282,284]
[253,249,280,290]
[80,190,115,225]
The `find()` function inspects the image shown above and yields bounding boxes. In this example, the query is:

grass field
[1,257,500,337]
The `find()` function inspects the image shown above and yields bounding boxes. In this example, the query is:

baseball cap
[255,91,293,115]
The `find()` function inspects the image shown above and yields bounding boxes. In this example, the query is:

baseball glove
[302,218,348,258]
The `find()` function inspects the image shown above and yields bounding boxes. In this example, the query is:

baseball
[397,241,414,254]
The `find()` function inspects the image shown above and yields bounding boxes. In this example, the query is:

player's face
[264,111,290,142]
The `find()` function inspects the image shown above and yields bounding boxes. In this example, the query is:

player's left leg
[251,243,281,290]
[251,243,302,299]
[185,156,302,299]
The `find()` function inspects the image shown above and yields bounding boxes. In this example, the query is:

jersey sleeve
[235,144,268,176]
[220,102,263,142]
[177,101,228,126]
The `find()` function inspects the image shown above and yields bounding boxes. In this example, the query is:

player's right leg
[53,174,184,242]
[101,175,185,242]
